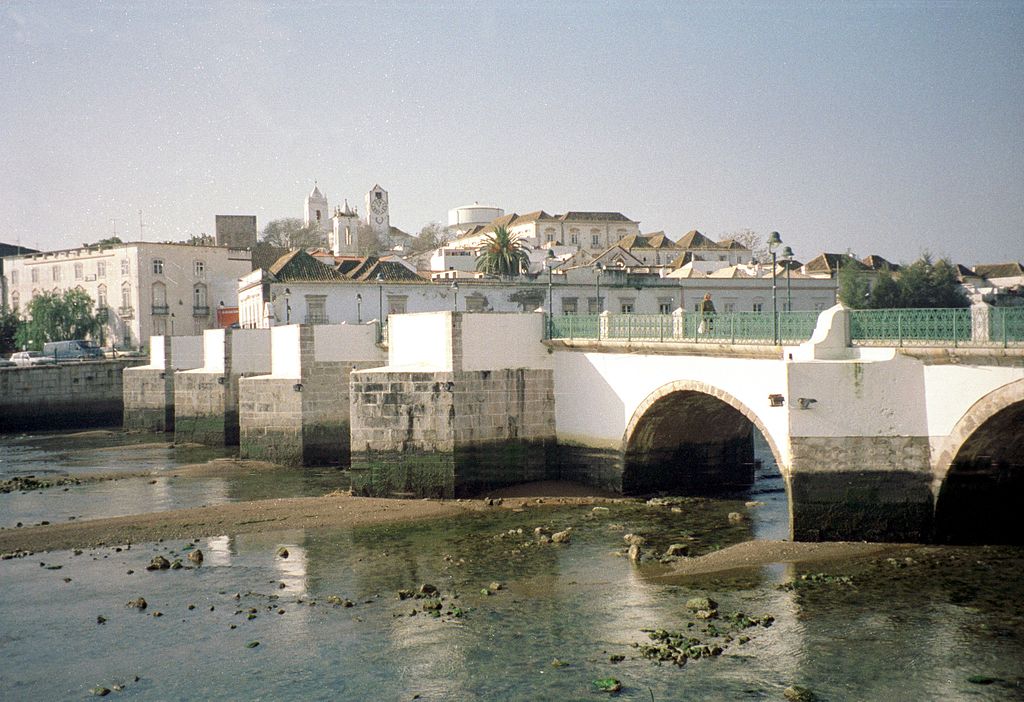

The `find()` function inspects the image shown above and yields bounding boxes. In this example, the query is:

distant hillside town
[1,182,1021,351]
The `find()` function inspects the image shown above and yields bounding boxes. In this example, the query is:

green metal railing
[548,314,600,340]
[989,307,1024,346]
[850,308,971,346]
[545,311,818,345]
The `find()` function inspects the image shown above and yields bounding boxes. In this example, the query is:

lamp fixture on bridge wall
[797,397,817,410]
[216,376,225,385]
[293,383,303,393]
[768,394,785,407]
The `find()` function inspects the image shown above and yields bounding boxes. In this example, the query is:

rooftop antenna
[139,209,147,241]
[110,217,118,239]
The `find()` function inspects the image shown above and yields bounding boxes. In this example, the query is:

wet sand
[1,475,913,575]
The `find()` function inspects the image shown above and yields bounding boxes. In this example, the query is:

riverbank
[1,483,913,578]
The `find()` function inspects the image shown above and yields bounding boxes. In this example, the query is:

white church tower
[305,183,331,234]
[330,200,361,256]
[365,184,389,240]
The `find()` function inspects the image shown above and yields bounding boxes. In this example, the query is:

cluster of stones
[630,596,774,667]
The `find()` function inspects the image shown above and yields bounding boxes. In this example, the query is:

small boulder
[488,581,503,591]
[784,685,816,702]
[591,506,610,514]
[418,583,439,596]
[665,543,689,558]
[685,596,718,612]
[276,547,289,559]
[145,556,170,571]
[628,543,642,563]
[90,686,111,697]
[126,597,147,610]
[187,549,203,564]
[551,528,572,544]
[623,533,646,547]
[727,512,744,523]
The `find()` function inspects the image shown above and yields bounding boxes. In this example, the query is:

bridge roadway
[548,306,1024,543]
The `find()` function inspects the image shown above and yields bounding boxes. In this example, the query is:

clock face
[370,198,387,215]
[375,216,384,224]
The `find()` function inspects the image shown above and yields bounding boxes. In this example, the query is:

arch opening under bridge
[934,379,1024,544]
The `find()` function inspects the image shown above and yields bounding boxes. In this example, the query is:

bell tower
[365,184,389,240]
[330,200,361,256]
[305,182,331,233]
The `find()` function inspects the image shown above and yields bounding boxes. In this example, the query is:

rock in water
[728,512,744,523]
[276,547,289,559]
[685,596,718,612]
[90,686,111,697]
[418,583,439,596]
[784,685,816,702]
[187,549,203,564]
[623,533,646,547]
[551,528,573,544]
[125,597,147,610]
[146,556,170,571]
[628,543,642,563]
[665,543,689,557]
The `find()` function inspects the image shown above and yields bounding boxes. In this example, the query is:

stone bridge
[349,307,1023,544]
[550,306,1023,543]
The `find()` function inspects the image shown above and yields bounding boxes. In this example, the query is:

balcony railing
[192,306,210,317]
[545,308,1024,348]
[151,305,169,316]
[117,306,134,319]
[304,313,330,325]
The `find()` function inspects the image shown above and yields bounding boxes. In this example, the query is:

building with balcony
[3,241,252,349]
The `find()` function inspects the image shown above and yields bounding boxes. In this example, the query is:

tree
[837,260,871,308]
[261,218,325,249]
[868,270,901,308]
[14,289,102,351]
[357,222,386,256]
[476,226,530,278]
[0,307,20,354]
[83,236,123,248]
[720,229,767,263]
[408,222,449,254]
[894,254,968,308]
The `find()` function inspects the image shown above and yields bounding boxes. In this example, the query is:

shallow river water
[1,431,1022,700]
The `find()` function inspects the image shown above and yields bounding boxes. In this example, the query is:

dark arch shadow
[935,398,1024,544]
[622,383,783,498]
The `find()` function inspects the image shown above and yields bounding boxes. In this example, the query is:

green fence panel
[989,307,1024,345]
[850,308,971,345]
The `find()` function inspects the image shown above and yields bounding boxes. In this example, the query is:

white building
[447,210,642,256]
[447,203,505,237]
[3,241,252,349]
[238,250,838,329]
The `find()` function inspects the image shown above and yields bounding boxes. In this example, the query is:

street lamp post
[546,255,557,338]
[376,273,384,324]
[595,262,604,314]
[283,288,291,324]
[451,279,459,311]
[356,293,362,324]
[781,246,794,312]
[767,232,782,344]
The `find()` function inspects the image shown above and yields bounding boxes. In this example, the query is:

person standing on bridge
[699,292,716,334]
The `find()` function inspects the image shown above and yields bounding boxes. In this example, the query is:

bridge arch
[933,377,1024,543]
[621,380,785,495]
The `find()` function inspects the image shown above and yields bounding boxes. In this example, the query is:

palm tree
[475,226,530,278]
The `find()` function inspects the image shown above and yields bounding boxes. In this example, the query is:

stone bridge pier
[172,328,272,446]
[123,334,204,433]
[349,312,555,498]
[238,323,384,466]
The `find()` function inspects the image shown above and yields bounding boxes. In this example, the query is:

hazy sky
[2,1,1021,265]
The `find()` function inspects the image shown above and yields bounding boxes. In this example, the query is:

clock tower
[365,184,390,240]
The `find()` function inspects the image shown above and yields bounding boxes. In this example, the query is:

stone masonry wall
[788,435,934,542]
[350,368,555,498]
[173,372,228,446]
[123,367,172,432]
[0,359,146,432]
[239,377,304,465]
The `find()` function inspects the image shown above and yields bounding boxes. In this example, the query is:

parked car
[0,357,15,368]
[42,339,105,361]
[10,351,58,367]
